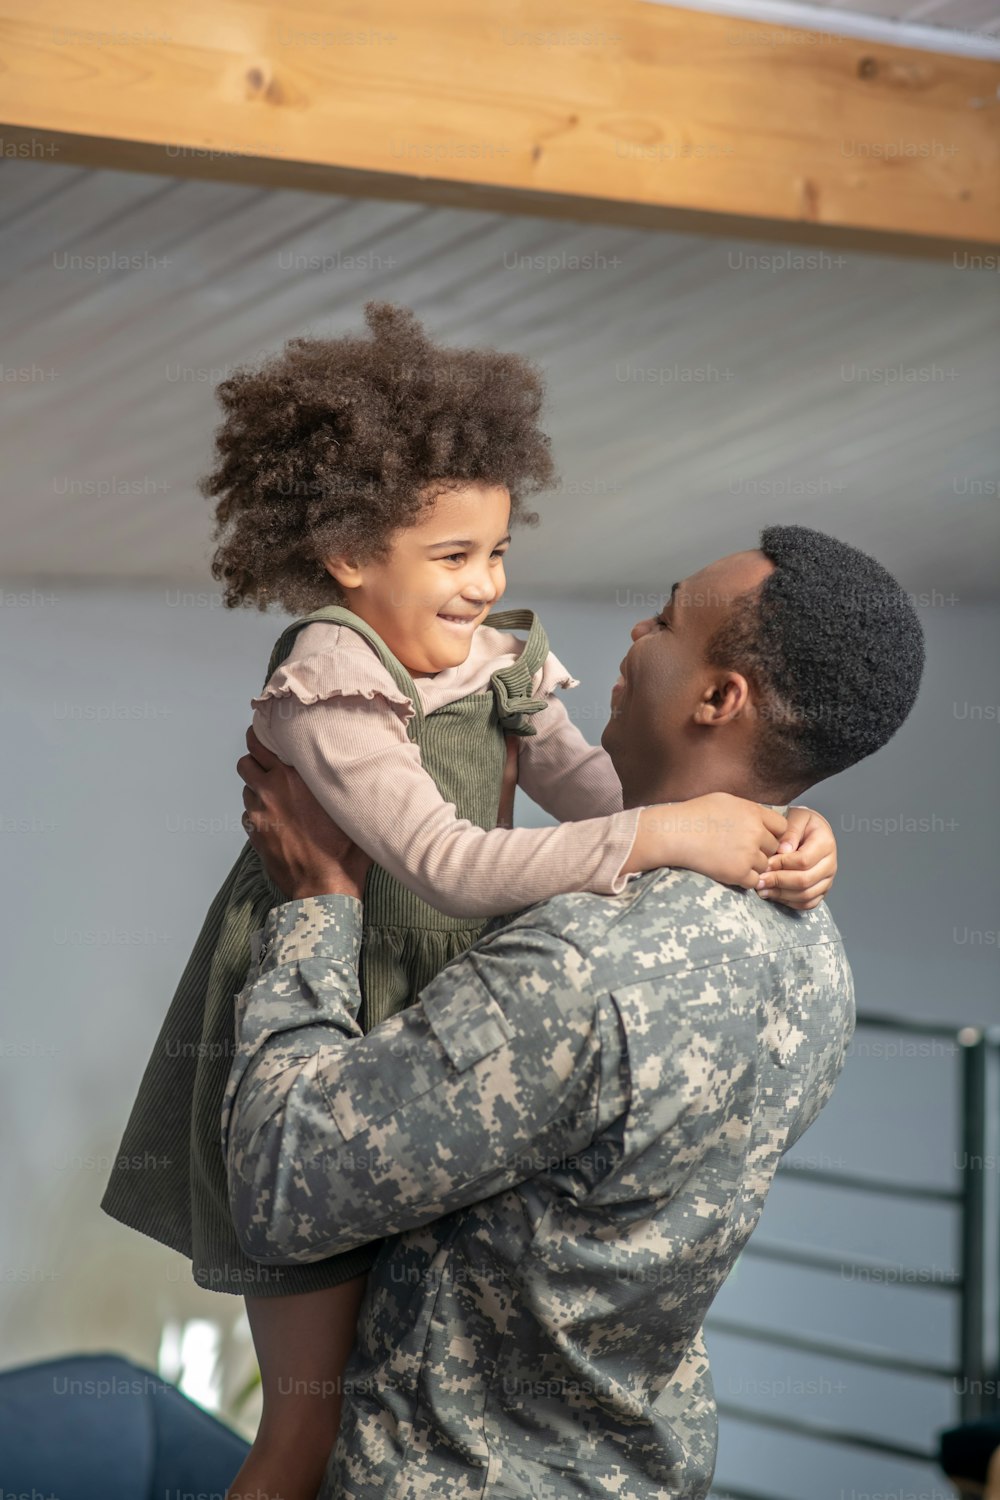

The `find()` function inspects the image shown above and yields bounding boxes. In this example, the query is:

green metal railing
[709,1012,1000,1498]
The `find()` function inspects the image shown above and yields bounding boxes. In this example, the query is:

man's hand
[237,726,373,901]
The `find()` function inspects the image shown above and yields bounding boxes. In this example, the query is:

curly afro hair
[707,524,925,787]
[201,302,556,612]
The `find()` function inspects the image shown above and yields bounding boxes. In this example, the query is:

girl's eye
[440,548,508,564]
[655,615,670,630]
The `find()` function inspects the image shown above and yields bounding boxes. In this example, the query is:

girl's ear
[323,555,363,591]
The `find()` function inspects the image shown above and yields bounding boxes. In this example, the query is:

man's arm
[222,894,629,1264]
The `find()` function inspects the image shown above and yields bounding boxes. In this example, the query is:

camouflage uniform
[222,865,855,1499]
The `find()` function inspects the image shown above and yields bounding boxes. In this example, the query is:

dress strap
[263,604,424,734]
[481,608,552,738]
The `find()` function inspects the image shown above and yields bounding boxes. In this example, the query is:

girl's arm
[251,688,640,918]
[514,691,624,818]
[517,685,838,910]
[250,666,783,920]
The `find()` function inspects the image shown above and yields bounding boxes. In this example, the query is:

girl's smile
[437,611,488,631]
[323,482,512,676]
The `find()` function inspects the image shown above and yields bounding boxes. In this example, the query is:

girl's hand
[757,805,837,910]
[630,794,787,889]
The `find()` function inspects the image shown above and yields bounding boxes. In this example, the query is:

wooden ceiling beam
[1,0,997,257]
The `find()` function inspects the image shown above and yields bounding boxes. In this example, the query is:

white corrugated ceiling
[645,0,1000,51]
[1,158,998,603]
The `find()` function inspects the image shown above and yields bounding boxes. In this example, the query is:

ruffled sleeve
[250,624,416,727]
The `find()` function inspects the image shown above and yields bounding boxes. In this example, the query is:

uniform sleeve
[251,669,641,920]
[222,894,630,1262]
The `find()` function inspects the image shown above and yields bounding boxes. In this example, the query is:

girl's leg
[227,1275,369,1500]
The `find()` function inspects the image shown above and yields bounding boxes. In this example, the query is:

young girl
[102,303,837,1499]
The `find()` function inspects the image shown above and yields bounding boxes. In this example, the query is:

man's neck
[622,766,801,810]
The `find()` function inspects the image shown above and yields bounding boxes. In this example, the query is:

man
[224,524,924,1498]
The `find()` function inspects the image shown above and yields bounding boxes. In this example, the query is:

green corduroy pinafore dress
[100,604,551,1297]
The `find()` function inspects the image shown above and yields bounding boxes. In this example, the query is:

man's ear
[322,554,363,591]
[693,671,751,726]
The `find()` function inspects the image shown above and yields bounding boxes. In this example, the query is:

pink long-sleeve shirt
[249,620,642,919]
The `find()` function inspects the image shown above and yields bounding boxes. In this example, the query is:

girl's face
[324,483,512,675]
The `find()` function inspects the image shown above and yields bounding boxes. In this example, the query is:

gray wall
[1,582,996,1490]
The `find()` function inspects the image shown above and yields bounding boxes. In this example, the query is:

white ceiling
[1,158,998,604]
[647,0,1000,51]
[763,0,1000,32]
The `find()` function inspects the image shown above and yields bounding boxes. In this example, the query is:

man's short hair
[706,524,925,785]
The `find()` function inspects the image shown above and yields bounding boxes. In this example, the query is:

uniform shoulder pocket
[321,972,515,1144]
[421,973,514,1072]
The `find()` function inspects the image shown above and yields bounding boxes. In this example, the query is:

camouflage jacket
[222,869,854,1499]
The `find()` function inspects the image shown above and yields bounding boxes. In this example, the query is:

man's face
[601,550,775,787]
